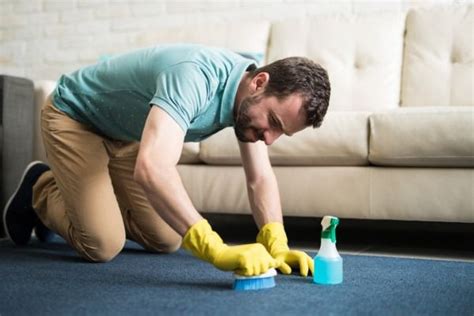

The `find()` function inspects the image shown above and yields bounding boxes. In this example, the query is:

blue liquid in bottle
[313,255,343,285]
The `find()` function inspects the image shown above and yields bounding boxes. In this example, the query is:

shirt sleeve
[150,62,210,132]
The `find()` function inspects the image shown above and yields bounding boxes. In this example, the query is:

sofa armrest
[0,75,35,230]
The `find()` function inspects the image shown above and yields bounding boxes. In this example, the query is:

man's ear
[250,72,269,94]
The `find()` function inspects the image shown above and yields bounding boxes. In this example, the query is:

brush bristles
[233,276,276,291]
[232,268,277,291]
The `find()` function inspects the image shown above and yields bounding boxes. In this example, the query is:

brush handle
[234,268,277,279]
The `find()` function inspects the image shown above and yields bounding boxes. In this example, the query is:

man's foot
[34,221,56,243]
[2,161,50,245]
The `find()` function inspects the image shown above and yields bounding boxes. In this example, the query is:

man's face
[234,93,307,145]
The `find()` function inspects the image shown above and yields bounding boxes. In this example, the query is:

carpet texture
[0,237,473,316]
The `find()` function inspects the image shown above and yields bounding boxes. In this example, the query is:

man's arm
[238,140,283,229]
[239,140,314,277]
[134,106,281,275]
[134,106,202,236]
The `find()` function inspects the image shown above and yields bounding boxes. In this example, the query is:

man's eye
[270,115,279,129]
[272,117,283,132]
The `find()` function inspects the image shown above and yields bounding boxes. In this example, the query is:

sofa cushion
[200,111,370,166]
[369,107,474,167]
[135,20,270,62]
[267,12,405,112]
[401,5,473,107]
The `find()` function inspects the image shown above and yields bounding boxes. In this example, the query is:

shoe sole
[2,161,45,242]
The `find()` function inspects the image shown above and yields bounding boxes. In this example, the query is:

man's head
[234,57,331,145]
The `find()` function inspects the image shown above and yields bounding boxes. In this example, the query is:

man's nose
[263,130,282,146]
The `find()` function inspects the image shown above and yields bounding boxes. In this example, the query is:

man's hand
[182,219,281,276]
[213,243,281,276]
[257,222,314,277]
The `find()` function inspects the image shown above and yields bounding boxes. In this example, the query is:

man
[2,44,330,278]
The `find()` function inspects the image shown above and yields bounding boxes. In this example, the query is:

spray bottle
[313,216,343,285]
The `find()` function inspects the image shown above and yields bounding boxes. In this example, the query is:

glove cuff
[256,222,290,256]
[182,219,225,263]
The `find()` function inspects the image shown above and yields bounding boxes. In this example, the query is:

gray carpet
[0,236,473,316]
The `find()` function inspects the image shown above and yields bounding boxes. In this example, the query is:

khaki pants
[33,97,181,262]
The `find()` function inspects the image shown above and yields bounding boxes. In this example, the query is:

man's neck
[233,72,251,119]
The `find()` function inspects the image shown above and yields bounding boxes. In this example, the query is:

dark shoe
[2,161,50,245]
[34,221,56,243]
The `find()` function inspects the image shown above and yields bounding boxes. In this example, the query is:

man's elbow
[133,157,177,189]
[133,157,150,187]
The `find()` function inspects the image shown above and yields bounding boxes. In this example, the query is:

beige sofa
[33,4,473,224]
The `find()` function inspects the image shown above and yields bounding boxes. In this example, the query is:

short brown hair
[249,57,331,128]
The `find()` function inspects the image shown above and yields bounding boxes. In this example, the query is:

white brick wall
[0,0,456,81]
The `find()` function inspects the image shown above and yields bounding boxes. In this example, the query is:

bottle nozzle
[321,216,339,242]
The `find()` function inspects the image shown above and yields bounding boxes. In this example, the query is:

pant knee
[160,235,182,253]
[145,234,182,254]
[79,235,126,263]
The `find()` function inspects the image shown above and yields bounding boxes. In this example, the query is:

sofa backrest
[401,4,473,107]
[267,12,405,112]
[134,20,270,62]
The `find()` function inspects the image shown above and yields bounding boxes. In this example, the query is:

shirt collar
[220,60,255,126]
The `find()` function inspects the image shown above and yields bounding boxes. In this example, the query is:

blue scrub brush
[233,268,277,291]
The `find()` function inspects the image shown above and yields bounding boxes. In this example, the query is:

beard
[233,94,260,142]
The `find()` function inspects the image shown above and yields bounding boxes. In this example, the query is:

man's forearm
[247,172,283,229]
[135,164,202,236]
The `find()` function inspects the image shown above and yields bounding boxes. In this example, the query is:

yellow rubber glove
[182,219,281,276]
[257,222,314,277]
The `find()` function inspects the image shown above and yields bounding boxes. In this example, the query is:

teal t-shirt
[52,44,255,142]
